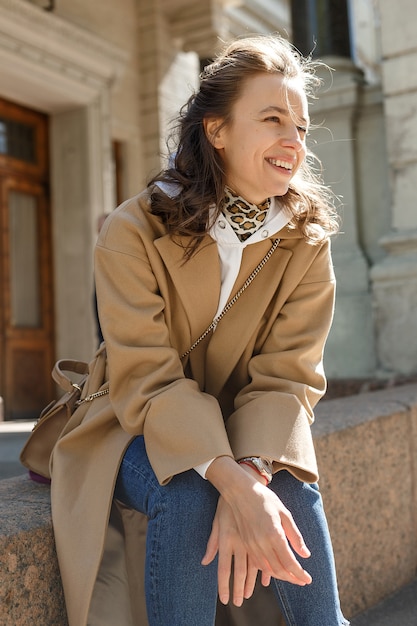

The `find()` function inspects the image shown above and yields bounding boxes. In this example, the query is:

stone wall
[0,477,67,625]
[370,0,417,375]
[52,0,145,197]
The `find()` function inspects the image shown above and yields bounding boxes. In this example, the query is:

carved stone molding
[161,0,288,57]
[0,0,128,110]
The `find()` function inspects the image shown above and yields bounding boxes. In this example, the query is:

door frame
[0,98,54,418]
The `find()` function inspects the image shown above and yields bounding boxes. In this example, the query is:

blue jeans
[114,436,349,626]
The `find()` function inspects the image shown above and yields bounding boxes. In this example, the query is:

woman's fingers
[216,499,248,606]
[201,518,219,566]
[248,541,310,586]
[226,483,312,586]
[257,521,311,585]
[261,570,271,587]
[269,511,312,585]
[231,548,248,606]
[220,547,261,606]
[281,509,311,559]
[268,544,312,585]
[218,547,260,606]
[217,542,233,605]
[244,560,259,599]
[210,497,268,607]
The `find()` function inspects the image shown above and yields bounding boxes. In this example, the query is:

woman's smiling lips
[266,157,294,173]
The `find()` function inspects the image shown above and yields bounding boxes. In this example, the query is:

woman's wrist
[205,455,266,502]
[238,460,269,485]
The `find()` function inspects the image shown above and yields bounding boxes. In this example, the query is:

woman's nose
[282,127,305,152]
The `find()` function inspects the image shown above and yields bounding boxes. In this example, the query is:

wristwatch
[238,457,273,484]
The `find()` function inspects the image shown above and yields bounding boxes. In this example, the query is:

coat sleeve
[225,239,336,483]
[95,203,234,485]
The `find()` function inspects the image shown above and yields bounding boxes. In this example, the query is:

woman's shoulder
[98,188,167,250]
[108,188,157,229]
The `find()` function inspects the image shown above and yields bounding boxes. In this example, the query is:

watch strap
[238,457,273,484]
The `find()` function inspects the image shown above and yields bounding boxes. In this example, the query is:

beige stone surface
[0,475,68,626]
[314,384,417,617]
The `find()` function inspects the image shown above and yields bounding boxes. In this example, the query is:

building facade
[0,0,415,418]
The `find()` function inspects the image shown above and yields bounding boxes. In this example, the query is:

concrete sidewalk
[0,420,33,480]
[350,577,417,626]
[1,420,417,625]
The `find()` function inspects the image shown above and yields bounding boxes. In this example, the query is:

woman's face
[206,72,309,205]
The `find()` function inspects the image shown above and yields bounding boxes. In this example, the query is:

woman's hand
[202,495,260,606]
[203,456,312,605]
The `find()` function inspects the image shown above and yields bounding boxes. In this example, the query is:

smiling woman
[151,36,339,257]
[204,73,308,203]
[51,34,348,626]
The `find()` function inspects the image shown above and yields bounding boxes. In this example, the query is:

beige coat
[51,188,335,625]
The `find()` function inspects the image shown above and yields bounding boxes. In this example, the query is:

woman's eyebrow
[259,105,308,125]
[259,105,287,115]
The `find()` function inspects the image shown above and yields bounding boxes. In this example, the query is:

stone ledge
[0,475,68,626]
[1,383,417,623]
[313,383,417,617]
[314,381,417,436]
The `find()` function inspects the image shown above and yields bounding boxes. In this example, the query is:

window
[0,117,36,163]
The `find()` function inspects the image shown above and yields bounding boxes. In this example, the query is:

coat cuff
[225,392,319,483]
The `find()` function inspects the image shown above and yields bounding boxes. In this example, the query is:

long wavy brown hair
[149,35,340,256]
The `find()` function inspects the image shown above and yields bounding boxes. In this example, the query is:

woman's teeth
[268,159,293,170]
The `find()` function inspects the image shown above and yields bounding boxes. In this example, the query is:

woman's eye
[266,116,280,123]
[297,126,308,136]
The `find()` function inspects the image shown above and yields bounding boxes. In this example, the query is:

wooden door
[0,98,54,419]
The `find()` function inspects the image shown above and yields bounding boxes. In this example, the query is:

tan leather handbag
[20,343,108,479]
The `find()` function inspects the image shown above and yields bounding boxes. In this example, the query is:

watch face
[255,458,269,471]
[253,458,264,471]
[249,458,272,482]
[238,457,273,482]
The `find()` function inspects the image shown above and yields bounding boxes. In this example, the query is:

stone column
[51,93,114,362]
[370,0,417,375]
[291,0,376,378]
[311,61,376,378]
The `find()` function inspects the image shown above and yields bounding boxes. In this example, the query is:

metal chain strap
[180,238,281,359]
[76,387,110,405]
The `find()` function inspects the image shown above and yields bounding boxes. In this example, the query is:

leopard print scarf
[222,187,271,241]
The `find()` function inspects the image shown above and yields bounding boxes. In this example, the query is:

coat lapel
[205,239,293,397]
[154,234,221,349]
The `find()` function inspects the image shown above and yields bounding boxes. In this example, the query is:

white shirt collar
[153,180,292,243]
[210,196,291,246]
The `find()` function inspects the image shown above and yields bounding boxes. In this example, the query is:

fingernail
[220,595,228,605]
[234,597,243,607]
[301,544,311,557]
